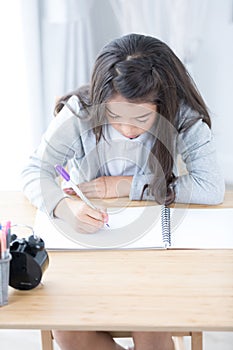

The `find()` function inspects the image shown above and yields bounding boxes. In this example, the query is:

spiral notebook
[33,205,233,250]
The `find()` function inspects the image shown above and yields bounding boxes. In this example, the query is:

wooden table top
[0,190,232,226]
[0,249,232,331]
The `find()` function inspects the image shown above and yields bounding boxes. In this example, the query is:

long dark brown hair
[55,33,211,205]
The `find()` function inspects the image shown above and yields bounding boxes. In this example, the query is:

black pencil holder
[9,226,49,290]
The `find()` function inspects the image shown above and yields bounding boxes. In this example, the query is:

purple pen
[55,164,70,181]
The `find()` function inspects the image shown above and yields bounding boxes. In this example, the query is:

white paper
[171,208,233,248]
[34,206,233,250]
[34,205,164,250]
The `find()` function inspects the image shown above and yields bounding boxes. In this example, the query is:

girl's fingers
[55,198,106,234]
[100,210,109,224]
[76,204,106,229]
[85,206,105,221]
[79,178,106,198]
[63,187,76,195]
[77,221,103,234]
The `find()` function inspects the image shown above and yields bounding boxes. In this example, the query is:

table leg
[41,330,53,350]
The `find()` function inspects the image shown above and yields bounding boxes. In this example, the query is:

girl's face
[106,94,157,139]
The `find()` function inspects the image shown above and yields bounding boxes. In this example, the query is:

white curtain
[1,0,232,190]
[0,0,121,189]
[21,0,121,141]
[109,0,209,65]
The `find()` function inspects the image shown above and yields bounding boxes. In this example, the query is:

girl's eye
[136,118,149,123]
[108,113,121,120]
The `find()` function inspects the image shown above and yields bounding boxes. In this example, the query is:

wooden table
[0,191,233,349]
[1,248,232,332]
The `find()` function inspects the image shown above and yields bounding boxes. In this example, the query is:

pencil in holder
[0,254,12,306]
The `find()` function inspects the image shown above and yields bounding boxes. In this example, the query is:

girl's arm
[21,96,83,215]
[129,107,225,205]
[71,174,155,201]
[75,176,133,198]
[21,96,107,232]
[174,118,225,205]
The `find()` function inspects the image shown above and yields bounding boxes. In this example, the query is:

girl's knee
[52,330,96,349]
[131,331,174,350]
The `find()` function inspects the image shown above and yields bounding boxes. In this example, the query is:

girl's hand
[75,176,133,198]
[54,197,108,233]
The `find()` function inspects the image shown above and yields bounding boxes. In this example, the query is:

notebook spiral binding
[161,205,171,248]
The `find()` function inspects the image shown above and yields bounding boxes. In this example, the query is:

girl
[21,33,224,350]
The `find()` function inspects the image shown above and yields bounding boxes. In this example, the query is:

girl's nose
[119,124,138,138]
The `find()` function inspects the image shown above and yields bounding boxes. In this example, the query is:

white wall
[191,0,233,185]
